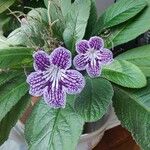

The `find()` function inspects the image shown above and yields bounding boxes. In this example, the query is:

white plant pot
[77,106,112,150]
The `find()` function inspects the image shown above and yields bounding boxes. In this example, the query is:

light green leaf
[102,60,147,88]
[0,0,15,14]
[0,47,33,68]
[106,0,150,48]
[113,80,150,150]
[93,0,147,34]
[0,74,29,121]
[60,0,72,17]
[75,77,113,122]
[116,45,150,77]
[63,0,91,51]
[25,96,84,150]
[0,93,30,145]
[0,71,22,86]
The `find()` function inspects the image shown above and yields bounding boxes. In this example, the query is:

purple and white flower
[27,47,85,108]
[73,36,113,78]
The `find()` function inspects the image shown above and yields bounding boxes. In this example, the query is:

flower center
[43,65,65,90]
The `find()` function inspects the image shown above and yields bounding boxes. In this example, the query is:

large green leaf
[85,0,97,39]
[7,8,48,47]
[106,0,150,48]
[102,60,147,88]
[0,71,22,86]
[25,96,84,150]
[63,0,91,51]
[0,47,33,68]
[0,93,30,145]
[0,0,15,14]
[93,0,147,34]
[116,45,150,76]
[113,80,150,150]
[0,74,29,121]
[75,77,113,122]
[60,0,72,17]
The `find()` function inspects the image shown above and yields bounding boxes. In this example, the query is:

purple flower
[27,47,85,108]
[73,36,113,78]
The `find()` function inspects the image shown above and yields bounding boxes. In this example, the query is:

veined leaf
[102,60,147,88]
[63,0,91,51]
[93,0,147,34]
[75,77,113,122]
[0,93,30,145]
[0,71,22,86]
[0,74,29,121]
[0,47,33,68]
[116,45,150,76]
[106,0,150,48]
[113,80,150,150]
[60,0,72,17]
[25,96,84,150]
[85,0,97,38]
[0,0,16,14]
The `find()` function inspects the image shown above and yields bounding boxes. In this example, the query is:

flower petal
[61,70,85,94]
[33,50,51,71]
[27,72,47,96]
[89,36,104,50]
[50,47,72,69]
[99,48,113,64]
[86,61,102,78]
[76,40,89,54]
[73,54,88,71]
[43,85,66,108]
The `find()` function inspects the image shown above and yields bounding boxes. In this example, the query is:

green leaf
[0,47,33,68]
[102,60,147,88]
[0,74,29,121]
[75,77,113,122]
[84,0,97,38]
[116,45,150,77]
[60,0,72,17]
[7,8,48,47]
[25,96,84,150]
[48,0,65,40]
[0,0,15,14]
[0,93,30,145]
[0,71,22,86]
[113,80,150,150]
[106,0,150,48]
[0,36,11,47]
[93,0,147,34]
[63,0,91,51]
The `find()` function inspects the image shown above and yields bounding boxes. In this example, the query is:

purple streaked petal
[73,54,88,71]
[33,51,51,71]
[43,85,66,108]
[99,48,113,64]
[61,70,85,94]
[89,36,104,50]
[26,72,47,96]
[50,47,71,69]
[86,61,102,78]
[76,40,89,54]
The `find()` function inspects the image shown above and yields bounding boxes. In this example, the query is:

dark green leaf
[113,80,150,150]
[85,0,97,39]
[0,0,15,14]
[25,96,84,150]
[0,74,29,121]
[0,47,33,68]
[75,77,113,122]
[116,45,150,76]
[93,0,147,34]
[63,0,91,51]
[0,93,30,145]
[106,0,150,48]
[102,60,147,88]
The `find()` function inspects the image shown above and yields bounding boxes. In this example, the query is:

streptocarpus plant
[0,0,150,150]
